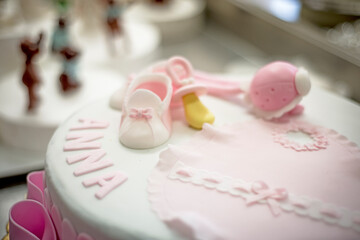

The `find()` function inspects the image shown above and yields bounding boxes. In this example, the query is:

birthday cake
[8,57,360,240]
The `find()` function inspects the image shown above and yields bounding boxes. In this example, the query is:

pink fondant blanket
[148,120,360,240]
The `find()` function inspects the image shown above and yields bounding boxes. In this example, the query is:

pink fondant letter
[70,119,109,131]
[82,171,128,199]
[66,149,114,176]
[64,132,104,151]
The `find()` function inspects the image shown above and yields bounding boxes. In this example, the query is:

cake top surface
[44,84,360,239]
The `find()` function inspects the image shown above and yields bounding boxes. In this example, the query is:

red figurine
[20,33,44,111]
[59,47,80,92]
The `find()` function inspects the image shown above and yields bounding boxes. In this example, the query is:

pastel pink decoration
[44,188,52,213]
[64,132,103,151]
[176,169,192,177]
[8,171,95,240]
[193,70,244,96]
[70,119,109,130]
[248,61,311,119]
[320,206,342,219]
[66,149,114,176]
[166,56,207,104]
[9,200,57,240]
[27,171,45,205]
[66,149,106,164]
[129,107,153,119]
[292,198,310,210]
[273,123,328,151]
[77,233,95,240]
[109,56,208,110]
[82,171,128,199]
[148,120,360,240]
[50,205,63,238]
[61,219,77,240]
[233,185,250,194]
[246,181,288,216]
[74,159,113,176]
[119,73,173,149]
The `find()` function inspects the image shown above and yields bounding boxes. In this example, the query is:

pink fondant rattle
[246,61,310,120]
[195,61,311,120]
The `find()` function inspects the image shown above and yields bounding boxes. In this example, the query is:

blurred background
[0,0,359,238]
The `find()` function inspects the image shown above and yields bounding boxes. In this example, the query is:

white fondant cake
[43,84,360,239]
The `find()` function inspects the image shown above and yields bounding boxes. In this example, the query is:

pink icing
[82,171,128,199]
[74,159,113,176]
[66,149,114,176]
[176,169,192,178]
[166,57,207,103]
[246,181,288,217]
[148,120,360,240]
[44,188,52,213]
[64,132,103,151]
[273,123,328,151]
[250,61,298,111]
[129,107,153,119]
[66,149,106,164]
[51,205,62,238]
[61,219,77,240]
[292,198,310,210]
[70,119,109,130]
[320,206,342,219]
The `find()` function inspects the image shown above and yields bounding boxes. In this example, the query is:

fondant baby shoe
[246,61,311,120]
[109,61,167,111]
[119,73,173,149]
[166,56,215,129]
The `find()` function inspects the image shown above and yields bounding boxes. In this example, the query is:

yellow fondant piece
[182,93,215,129]
[2,222,9,240]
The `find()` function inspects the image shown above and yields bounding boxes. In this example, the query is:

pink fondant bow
[129,108,153,120]
[8,171,94,240]
[9,171,57,240]
[246,181,288,216]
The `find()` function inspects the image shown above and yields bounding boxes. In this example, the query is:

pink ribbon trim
[27,171,45,205]
[129,108,153,120]
[246,181,288,216]
[8,171,94,240]
[9,171,57,240]
[9,200,57,240]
